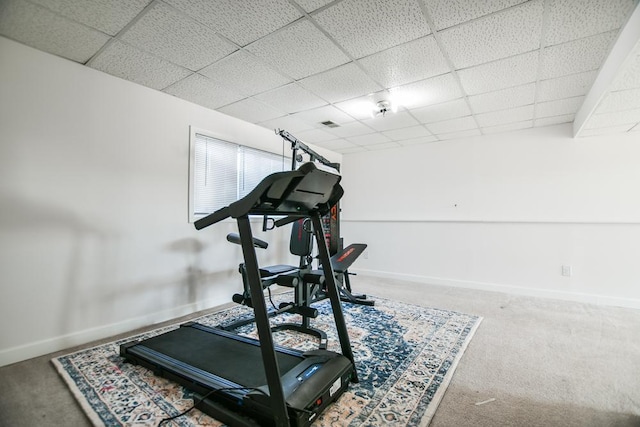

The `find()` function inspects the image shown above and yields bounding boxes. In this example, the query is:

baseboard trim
[0,298,222,368]
[354,269,640,310]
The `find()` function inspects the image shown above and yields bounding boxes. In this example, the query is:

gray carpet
[1,277,639,426]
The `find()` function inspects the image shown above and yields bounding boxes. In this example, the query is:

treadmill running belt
[137,326,302,388]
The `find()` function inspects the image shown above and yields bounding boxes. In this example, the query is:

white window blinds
[191,130,288,219]
[239,146,287,199]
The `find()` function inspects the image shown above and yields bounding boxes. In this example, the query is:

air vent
[320,120,340,128]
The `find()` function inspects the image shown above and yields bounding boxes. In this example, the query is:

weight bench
[304,243,374,307]
[223,220,373,349]
[223,219,330,348]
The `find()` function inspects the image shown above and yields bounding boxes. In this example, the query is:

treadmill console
[297,363,322,381]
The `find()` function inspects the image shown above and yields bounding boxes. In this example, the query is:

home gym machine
[219,130,373,346]
[120,162,358,427]
[277,129,373,307]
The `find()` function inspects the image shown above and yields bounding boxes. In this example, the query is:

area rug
[52,295,482,426]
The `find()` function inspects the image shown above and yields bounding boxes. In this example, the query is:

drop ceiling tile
[536,71,598,102]
[218,98,285,123]
[476,105,534,127]
[246,19,350,80]
[298,62,382,103]
[544,0,635,46]
[165,0,301,46]
[0,0,110,63]
[482,120,532,134]
[597,88,640,114]
[468,83,535,114]
[164,74,245,110]
[383,125,431,141]
[28,0,151,36]
[339,146,368,154]
[458,51,538,95]
[366,142,402,151]
[535,114,575,127]
[424,0,528,31]
[390,73,464,108]
[438,0,543,69]
[584,108,640,129]
[358,36,449,88]
[296,0,334,13]
[90,40,191,90]
[427,115,477,134]
[324,121,376,138]
[314,138,359,152]
[580,124,636,137]
[535,97,584,119]
[398,135,439,145]
[254,84,327,114]
[121,2,236,71]
[313,0,431,59]
[199,50,292,97]
[411,98,471,123]
[258,115,315,134]
[361,111,420,132]
[539,31,617,80]
[346,132,392,146]
[611,49,640,90]
[291,105,356,127]
[293,128,336,143]
[437,129,482,140]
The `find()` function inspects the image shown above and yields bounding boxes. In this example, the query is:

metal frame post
[236,215,290,426]
[310,213,359,383]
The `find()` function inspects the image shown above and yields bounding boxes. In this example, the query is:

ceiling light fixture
[338,95,402,119]
[373,100,397,118]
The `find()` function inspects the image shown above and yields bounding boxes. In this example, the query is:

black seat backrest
[290,218,312,257]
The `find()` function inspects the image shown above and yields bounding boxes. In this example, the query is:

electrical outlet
[561,265,572,277]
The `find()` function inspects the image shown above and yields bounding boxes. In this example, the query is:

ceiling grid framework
[0,0,638,153]
[416,0,482,141]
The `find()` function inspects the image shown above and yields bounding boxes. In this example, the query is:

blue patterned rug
[52,295,481,426]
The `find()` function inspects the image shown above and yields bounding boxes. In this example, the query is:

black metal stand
[237,215,290,426]
[311,213,358,382]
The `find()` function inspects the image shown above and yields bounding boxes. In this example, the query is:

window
[189,128,289,221]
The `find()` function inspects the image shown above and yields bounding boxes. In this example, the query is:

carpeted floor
[1,277,639,426]
[51,295,481,426]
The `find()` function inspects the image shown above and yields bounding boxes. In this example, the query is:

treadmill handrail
[195,162,342,230]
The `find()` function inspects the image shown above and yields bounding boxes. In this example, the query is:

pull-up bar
[276,129,341,172]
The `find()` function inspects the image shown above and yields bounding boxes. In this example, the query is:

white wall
[2,34,638,367]
[0,37,340,366]
[340,125,640,308]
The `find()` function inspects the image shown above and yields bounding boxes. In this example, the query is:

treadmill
[120,162,358,427]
